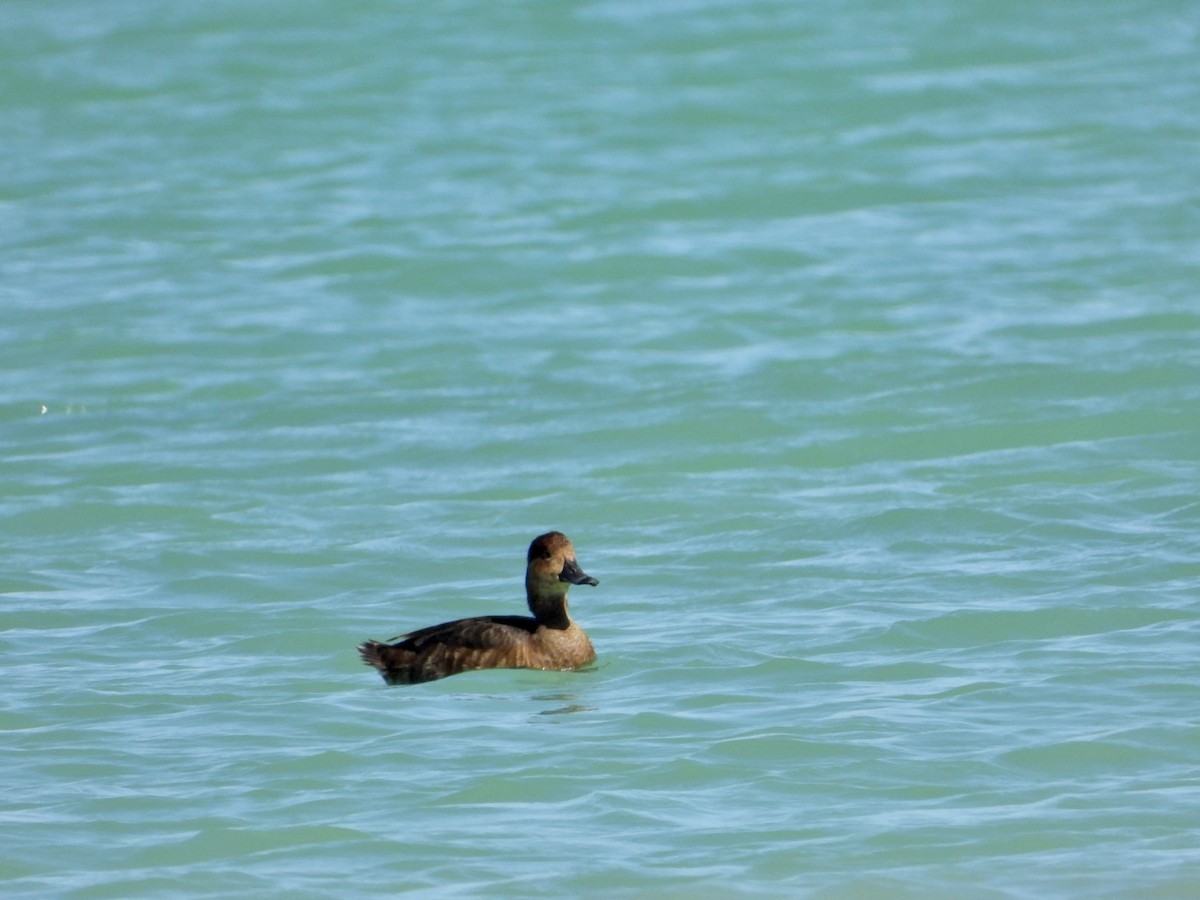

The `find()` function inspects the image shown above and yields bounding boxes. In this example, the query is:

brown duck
[358,531,599,684]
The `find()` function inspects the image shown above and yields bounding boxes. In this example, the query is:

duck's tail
[357,639,387,672]
[357,639,420,685]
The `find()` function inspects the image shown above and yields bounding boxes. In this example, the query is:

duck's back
[359,615,557,685]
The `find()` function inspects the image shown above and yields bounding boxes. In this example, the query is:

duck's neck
[526,582,572,630]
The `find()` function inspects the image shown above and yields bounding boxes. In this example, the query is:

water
[4,1,1200,896]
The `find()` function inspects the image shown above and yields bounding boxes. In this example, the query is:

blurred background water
[3,1,1200,896]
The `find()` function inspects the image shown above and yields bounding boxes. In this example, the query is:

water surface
[3,1,1199,896]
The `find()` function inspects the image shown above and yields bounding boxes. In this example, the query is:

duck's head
[526,531,599,595]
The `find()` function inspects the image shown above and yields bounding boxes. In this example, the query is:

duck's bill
[559,558,599,586]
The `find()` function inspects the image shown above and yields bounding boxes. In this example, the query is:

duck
[357,531,599,684]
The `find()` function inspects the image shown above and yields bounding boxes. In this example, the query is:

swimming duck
[358,531,599,684]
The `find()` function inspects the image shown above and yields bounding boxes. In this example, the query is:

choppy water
[4,1,1200,897]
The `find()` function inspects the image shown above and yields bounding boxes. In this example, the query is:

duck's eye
[540,550,552,560]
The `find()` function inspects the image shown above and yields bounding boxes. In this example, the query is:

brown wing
[358,615,540,685]
[394,615,539,651]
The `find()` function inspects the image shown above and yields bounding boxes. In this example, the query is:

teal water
[4,1,1200,896]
